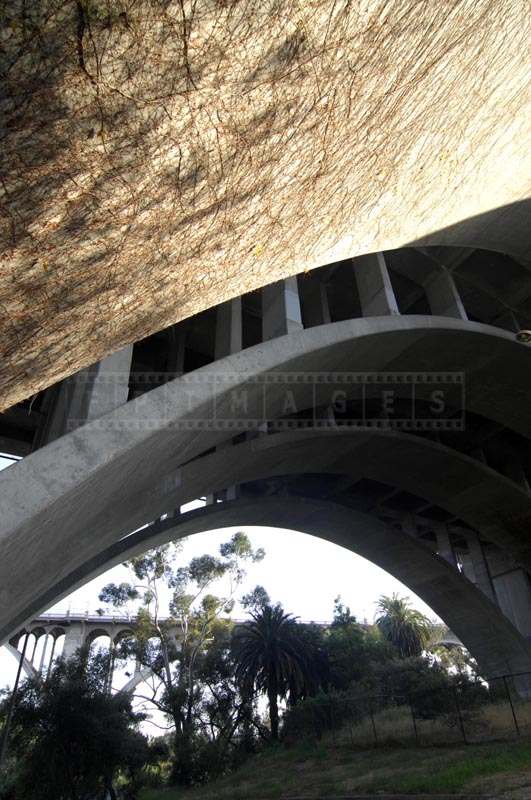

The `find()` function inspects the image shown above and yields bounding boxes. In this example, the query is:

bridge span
[1,244,531,682]
[4,611,334,694]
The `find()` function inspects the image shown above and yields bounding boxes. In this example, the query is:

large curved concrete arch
[120,667,159,697]
[30,496,531,679]
[0,317,530,640]
[153,429,531,568]
[3,643,38,681]
[1,0,529,408]
[5,424,531,642]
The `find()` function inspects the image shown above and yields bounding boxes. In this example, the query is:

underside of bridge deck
[0,1,530,409]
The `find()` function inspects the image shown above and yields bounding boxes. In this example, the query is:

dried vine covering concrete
[0,0,529,409]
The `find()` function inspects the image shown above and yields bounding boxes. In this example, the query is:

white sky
[0,454,440,697]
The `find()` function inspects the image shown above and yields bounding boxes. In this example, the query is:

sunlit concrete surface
[0,0,530,407]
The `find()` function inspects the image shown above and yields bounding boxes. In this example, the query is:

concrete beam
[215,298,243,359]
[463,531,498,605]
[43,345,133,443]
[493,569,531,640]
[435,525,457,567]
[424,267,468,320]
[353,252,399,316]
[262,277,303,340]
[166,326,187,376]
[298,274,332,328]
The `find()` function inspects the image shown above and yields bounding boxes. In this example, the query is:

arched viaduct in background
[1,243,531,681]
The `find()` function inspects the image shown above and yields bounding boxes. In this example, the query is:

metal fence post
[452,686,467,744]
[502,675,520,737]
[408,694,419,745]
[348,718,354,746]
[331,694,337,744]
[368,698,378,746]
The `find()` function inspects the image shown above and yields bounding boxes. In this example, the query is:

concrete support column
[353,252,399,316]
[215,298,243,359]
[83,345,134,421]
[262,277,303,340]
[167,326,187,377]
[464,531,497,604]
[44,344,134,442]
[492,569,531,640]
[38,633,50,674]
[46,636,58,679]
[29,635,38,666]
[106,640,116,694]
[435,525,457,567]
[213,437,241,501]
[298,274,331,328]
[424,267,468,319]
[62,625,85,661]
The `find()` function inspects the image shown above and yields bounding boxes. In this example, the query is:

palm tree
[232,604,318,739]
[375,594,433,658]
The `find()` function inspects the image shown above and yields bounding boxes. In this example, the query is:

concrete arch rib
[8,426,531,644]
[173,429,531,567]
[0,318,530,642]
[4,642,38,680]
[43,497,531,679]
[121,667,156,696]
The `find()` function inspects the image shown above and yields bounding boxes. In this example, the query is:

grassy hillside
[140,736,531,799]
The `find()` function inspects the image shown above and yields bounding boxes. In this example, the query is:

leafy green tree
[325,596,393,690]
[427,624,480,678]
[2,651,147,800]
[287,623,329,705]
[241,585,270,614]
[331,595,357,627]
[232,604,324,740]
[99,533,264,783]
[375,593,433,658]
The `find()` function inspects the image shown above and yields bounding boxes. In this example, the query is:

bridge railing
[31,612,333,627]
[34,609,138,624]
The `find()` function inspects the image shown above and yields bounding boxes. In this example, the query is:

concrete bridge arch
[1,242,530,688]
[65,494,531,681]
[1,316,531,644]
[4,643,38,681]
[6,493,531,686]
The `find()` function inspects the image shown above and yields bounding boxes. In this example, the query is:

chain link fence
[283,672,531,747]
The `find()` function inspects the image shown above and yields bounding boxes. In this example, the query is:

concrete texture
[4,643,37,681]
[16,496,531,679]
[0,0,530,409]
[4,423,531,645]
[0,317,530,642]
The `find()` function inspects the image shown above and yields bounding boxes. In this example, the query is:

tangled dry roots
[0,0,529,409]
